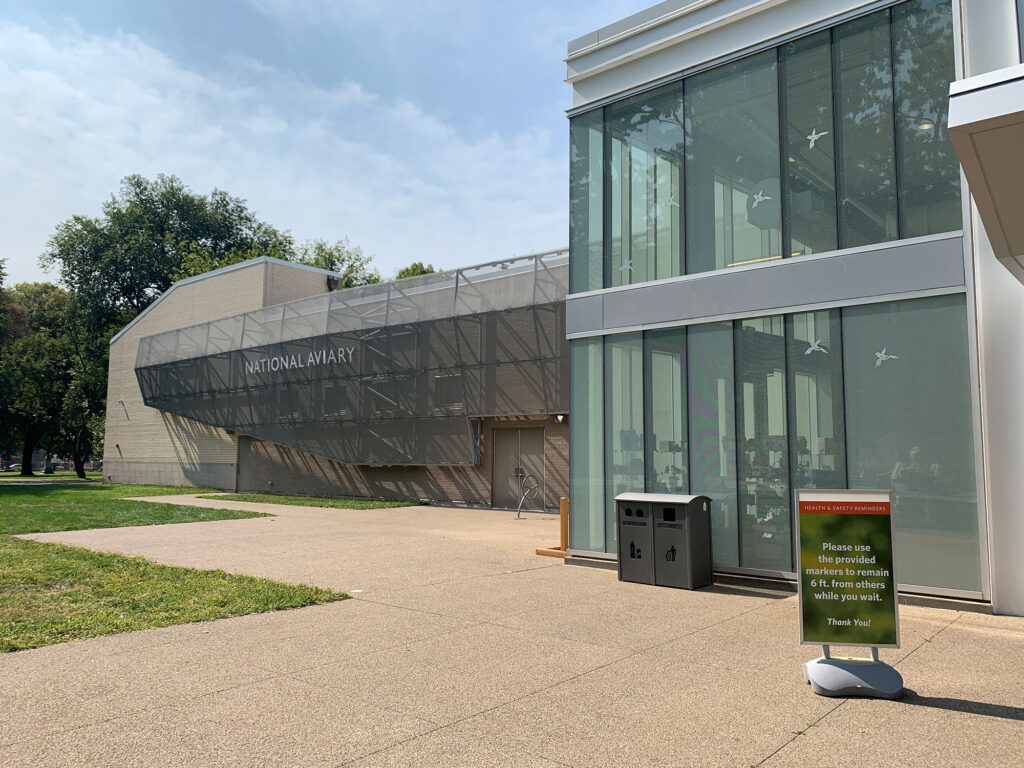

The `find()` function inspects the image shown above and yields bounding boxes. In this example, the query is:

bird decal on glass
[805,339,828,355]
[751,189,772,208]
[619,258,634,273]
[874,347,899,368]
[806,128,829,150]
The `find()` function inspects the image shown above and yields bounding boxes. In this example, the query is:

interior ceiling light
[919,121,935,131]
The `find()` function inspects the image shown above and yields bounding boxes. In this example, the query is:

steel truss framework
[135,251,569,466]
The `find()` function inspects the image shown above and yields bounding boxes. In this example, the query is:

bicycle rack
[515,473,540,519]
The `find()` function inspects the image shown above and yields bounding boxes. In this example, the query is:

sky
[0,0,650,285]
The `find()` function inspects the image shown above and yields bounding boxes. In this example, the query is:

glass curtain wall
[569,338,605,551]
[570,111,604,293]
[567,0,961,293]
[844,295,979,591]
[569,295,980,592]
[688,323,739,566]
[834,11,899,247]
[781,32,838,257]
[644,328,688,494]
[892,0,961,238]
[735,317,790,571]
[605,85,685,287]
[686,52,782,273]
[604,334,644,552]
[787,310,846,493]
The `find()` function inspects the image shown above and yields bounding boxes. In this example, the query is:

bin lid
[615,492,707,504]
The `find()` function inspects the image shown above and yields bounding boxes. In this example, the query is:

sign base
[803,657,904,699]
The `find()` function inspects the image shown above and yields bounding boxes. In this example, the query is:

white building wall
[959,0,1024,615]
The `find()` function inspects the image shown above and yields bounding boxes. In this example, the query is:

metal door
[492,428,545,510]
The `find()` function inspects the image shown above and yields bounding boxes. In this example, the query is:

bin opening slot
[662,507,676,522]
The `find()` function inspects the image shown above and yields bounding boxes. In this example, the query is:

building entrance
[492,428,545,510]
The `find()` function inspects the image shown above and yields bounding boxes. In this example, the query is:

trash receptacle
[616,495,654,585]
[653,496,712,589]
[616,493,712,589]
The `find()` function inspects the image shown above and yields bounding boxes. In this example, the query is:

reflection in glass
[843,295,980,591]
[687,323,738,567]
[787,311,846,491]
[686,51,782,274]
[735,317,791,571]
[605,84,685,287]
[644,329,688,494]
[781,31,838,257]
[605,334,644,553]
[893,0,962,237]
[570,111,604,293]
[835,10,898,248]
[570,339,605,552]
[567,2,964,290]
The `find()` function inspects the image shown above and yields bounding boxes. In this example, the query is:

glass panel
[685,51,782,274]
[570,110,604,293]
[569,339,605,552]
[605,84,685,287]
[893,0,962,237]
[787,310,846,491]
[644,328,688,494]
[1020,0,1024,62]
[781,31,838,257]
[843,295,980,592]
[835,10,899,247]
[687,323,738,567]
[605,333,644,554]
[735,316,791,571]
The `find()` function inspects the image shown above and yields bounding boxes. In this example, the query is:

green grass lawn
[0,483,270,534]
[0,536,346,652]
[0,470,103,481]
[0,482,348,651]
[198,492,419,510]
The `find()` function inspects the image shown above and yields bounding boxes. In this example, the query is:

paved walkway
[3,494,1022,766]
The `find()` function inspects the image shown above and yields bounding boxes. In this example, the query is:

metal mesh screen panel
[135,250,568,466]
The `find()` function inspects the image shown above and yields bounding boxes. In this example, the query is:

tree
[41,174,294,331]
[0,284,72,475]
[39,174,379,477]
[50,295,108,477]
[39,175,300,476]
[395,261,436,280]
[297,238,381,288]
[0,257,17,468]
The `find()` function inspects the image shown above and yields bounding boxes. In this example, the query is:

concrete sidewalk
[4,495,1022,766]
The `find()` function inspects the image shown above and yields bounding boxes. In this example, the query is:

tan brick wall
[264,261,331,305]
[243,416,569,509]
[104,260,329,489]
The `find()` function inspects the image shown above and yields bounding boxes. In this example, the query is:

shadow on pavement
[704,584,793,600]
[901,689,1024,721]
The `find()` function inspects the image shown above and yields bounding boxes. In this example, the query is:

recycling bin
[616,495,654,585]
[616,493,712,590]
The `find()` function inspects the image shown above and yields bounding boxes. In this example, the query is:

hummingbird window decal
[751,188,772,208]
[804,339,828,355]
[874,347,899,368]
[806,128,829,150]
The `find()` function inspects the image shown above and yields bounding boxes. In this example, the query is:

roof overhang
[949,63,1024,283]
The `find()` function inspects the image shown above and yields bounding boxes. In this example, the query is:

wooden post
[559,496,569,552]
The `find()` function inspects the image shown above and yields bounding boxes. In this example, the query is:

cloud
[0,18,567,285]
